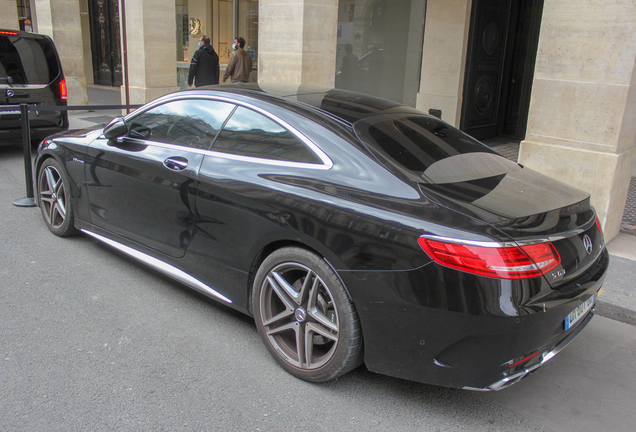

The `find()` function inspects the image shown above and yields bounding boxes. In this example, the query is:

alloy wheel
[39,164,67,229]
[259,262,340,370]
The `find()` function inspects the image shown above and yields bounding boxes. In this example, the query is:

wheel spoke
[297,269,313,305]
[48,201,58,224]
[306,321,338,342]
[304,323,314,367]
[55,196,67,218]
[52,202,66,227]
[271,270,303,305]
[308,281,338,332]
[266,275,297,312]
[266,320,297,337]
[296,321,306,367]
[45,167,59,193]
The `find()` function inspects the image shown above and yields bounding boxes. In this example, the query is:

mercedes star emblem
[583,234,593,255]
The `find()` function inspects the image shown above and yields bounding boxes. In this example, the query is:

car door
[85,98,235,258]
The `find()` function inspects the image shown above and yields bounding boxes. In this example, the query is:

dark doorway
[88,0,122,87]
[460,0,544,141]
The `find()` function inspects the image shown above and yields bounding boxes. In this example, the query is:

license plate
[0,105,20,115]
[564,294,595,331]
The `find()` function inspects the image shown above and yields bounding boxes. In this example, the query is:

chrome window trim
[122,94,333,170]
[82,230,232,304]
[419,235,517,249]
[117,137,333,171]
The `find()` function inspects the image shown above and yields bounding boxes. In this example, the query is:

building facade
[3,0,636,241]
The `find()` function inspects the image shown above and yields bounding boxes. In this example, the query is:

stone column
[416,0,472,127]
[1,0,19,30]
[34,0,88,106]
[258,0,338,87]
[519,0,636,241]
[121,0,178,104]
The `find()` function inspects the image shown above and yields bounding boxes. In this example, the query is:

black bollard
[12,103,37,207]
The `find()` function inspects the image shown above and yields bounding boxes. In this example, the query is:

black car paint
[34,85,608,389]
[1,30,68,143]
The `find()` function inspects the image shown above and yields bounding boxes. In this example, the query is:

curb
[595,300,636,327]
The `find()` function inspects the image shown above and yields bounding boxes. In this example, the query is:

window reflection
[212,107,321,164]
[335,0,426,107]
[127,99,235,149]
[356,115,520,183]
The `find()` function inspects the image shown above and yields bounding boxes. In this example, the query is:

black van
[0,29,68,145]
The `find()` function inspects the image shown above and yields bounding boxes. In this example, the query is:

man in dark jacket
[188,35,219,87]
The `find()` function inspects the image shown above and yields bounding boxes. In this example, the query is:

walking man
[188,35,220,87]
[222,37,252,84]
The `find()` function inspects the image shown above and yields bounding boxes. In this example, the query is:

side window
[127,99,235,149]
[212,107,321,164]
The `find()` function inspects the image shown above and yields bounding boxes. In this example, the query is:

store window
[237,0,258,66]
[176,0,258,86]
[335,0,426,107]
[176,0,190,62]
[17,0,34,32]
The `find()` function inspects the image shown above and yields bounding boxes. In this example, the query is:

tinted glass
[212,106,321,164]
[127,99,234,149]
[355,115,521,184]
[0,35,59,84]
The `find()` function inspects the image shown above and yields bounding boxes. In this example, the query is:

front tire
[252,247,363,382]
[37,159,78,237]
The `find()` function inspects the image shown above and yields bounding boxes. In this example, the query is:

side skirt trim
[82,229,232,304]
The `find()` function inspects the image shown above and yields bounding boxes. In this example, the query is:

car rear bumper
[338,247,609,389]
[463,310,595,391]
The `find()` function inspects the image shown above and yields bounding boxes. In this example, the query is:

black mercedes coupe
[34,84,609,390]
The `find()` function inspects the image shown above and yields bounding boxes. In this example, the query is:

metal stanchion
[12,103,37,207]
[10,102,142,208]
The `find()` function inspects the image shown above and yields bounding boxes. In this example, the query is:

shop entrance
[460,0,544,141]
[87,0,122,87]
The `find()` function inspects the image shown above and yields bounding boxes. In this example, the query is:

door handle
[164,157,188,171]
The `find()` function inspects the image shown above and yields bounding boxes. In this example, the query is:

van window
[0,34,60,85]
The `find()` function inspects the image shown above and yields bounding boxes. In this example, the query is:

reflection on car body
[33,84,608,391]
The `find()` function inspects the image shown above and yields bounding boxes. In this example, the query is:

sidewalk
[68,84,125,130]
[71,86,636,326]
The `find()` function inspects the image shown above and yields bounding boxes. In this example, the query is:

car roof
[184,83,423,126]
[0,29,53,41]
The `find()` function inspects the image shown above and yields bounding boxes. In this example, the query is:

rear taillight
[0,31,20,36]
[59,78,68,101]
[417,237,561,279]
[595,217,603,236]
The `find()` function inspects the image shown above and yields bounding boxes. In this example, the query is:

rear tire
[252,247,363,382]
[37,159,78,237]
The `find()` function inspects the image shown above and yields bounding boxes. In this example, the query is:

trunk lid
[418,168,604,288]
[352,113,605,287]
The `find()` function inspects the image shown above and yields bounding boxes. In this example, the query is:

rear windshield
[354,114,521,184]
[0,35,60,85]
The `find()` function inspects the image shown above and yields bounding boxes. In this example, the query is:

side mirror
[103,117,128,139]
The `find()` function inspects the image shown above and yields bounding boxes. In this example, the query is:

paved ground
[1,87,634,430]
[1,144,635,431]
